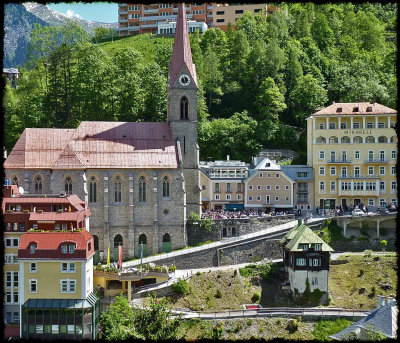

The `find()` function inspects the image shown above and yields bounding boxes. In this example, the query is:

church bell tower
[167,3,201,216]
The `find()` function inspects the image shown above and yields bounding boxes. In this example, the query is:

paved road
[124,217,325,268]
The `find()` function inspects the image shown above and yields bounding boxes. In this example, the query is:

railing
[327,159,352,163]
[364,159,389,163]
[338,174,380,179]
[119,19,128,23]
[118,10,128,15]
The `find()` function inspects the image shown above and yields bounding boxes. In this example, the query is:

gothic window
[163,176,170,198]
[65,177,72,195]
[139,176,146,202]
[180,96,188,120]
[93,235,99,251]
[114,176,122,203]
[11,176,18,186]
[139,234,147,244]
[89,176,97,203]
[34,176,42,194]
[163,233,171,243]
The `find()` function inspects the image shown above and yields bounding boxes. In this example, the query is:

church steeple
[168,2,198,89]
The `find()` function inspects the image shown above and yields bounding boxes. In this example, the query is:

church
[4,3,201,261]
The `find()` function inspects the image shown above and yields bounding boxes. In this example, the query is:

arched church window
[89,176,97,203]
[65,177,72,195]
[163,176,170,198]
[180,96,188,120]
[114,176,122,203]
[34,176,42,194]
[139,176,146,202]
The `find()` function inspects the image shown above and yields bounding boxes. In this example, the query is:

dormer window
[61,245,68,254]
[69,244,76,254]
[265,163,270,167]
[312,243,322,251]
[336,107,342,113]
[299,244,308,251]
[366,107,372,112]
[352,107,359,112]
[30,243,37,254]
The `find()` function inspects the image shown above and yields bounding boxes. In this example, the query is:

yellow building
[307,102,397,210]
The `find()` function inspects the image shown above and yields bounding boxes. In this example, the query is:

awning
[225,204,244,210]
[202,197,209,202]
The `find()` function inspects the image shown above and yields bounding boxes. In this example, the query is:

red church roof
[5,121,179,169]
[168,2,198,88]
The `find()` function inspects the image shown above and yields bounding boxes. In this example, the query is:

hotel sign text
[343,130,373,135]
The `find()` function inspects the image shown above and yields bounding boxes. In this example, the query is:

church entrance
[114,234,123,262]
[138,234,148,257]
[162,233,171,253]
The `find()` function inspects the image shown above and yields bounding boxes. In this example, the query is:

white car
[352,209,364,216]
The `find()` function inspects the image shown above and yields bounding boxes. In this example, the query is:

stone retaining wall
[330,238,396,252]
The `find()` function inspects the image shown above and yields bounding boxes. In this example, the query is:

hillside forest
[3,3,397,163]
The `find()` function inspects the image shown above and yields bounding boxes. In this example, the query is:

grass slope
[97,34,173,62]
[329,255,397,310]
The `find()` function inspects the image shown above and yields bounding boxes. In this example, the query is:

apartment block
[307,102,397,210]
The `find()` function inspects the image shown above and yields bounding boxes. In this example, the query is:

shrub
[251,291,261,303]
[169,265,176,272]
[215,289,222,298]
[380,240,387,251]
[313,319,354,341]
[247,319,253,326]
[358,269,364,277]
[188,212,201,222]
[171,279,190,295]
[370,286,376,297]
[212,322,224,339]
[196,271,202,276]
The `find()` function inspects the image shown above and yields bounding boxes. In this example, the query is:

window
[13,272,18,287]
[60,279,76,293]
[6,272,12,287]
[259,173,263,178]
[215,183,220,192]
[11,176,19,186]
[163,176,170,197]
[366,182,376,191]
[353,136,362,144]
[34,175,42,194]
[113,176,122,203]
[379,198,386,206]
[391,166,396,175]
[378,122,385,128]
[249,185,253,190]
[312,258,321,266]
[341,182,351,190]
[312,277,318,285]
[285,197,289,202]
[5,238,19,247]
[299,244,308,251]
[368,166,374,175]
[266,185,271,190]
[69,244,75,254]
[285,185,289,190]
[61,262,76,273]
[275,196,279,201]
[319,167,325,175]
[267,173,271,178]
[329,136,338,143]
[355,150,360,159]
[313,243,322,251]
[128,5,140,10]
[5,254,18,264]
[276,173,280,178]
[341,136,350,144]
[330,167,336,176]
[13,312,19,324]
[30,244,36,254]
[275,185,280,190]
[248,196,253,201]
[257,185,261,190]
[319,123,324,129]
[319,151,325,159]
[61,245,68,254]
[368,198,375,206]
[368,150,374,161]
[215,194,220,200]
[62,223,67,231]
[366,122,374,129]
[380,181,385,191]
[237,183,242,192]
[391,181,397,190]
[226,194,231,200]
[379,166,385,175]
[330,181,336,191]
[180,96,188,119]
[392,151,396,159]
[139,176,146,202]
[296,258,306,266]
[354,166,360,177]
[366,136,375,143]
[354,182,363,190]
[336,107,342,113]
[13,292,18,303]
[353,122,360,129]
[319,181,325,191]
[257,196,261,201]
[340,122,347,129]
[29,279,37,293]
[89,176,97,203]
[30,262,37,272]
[20,223,25,231]
[13,222,18,231]
[237,194,242,200]
[216,10,225,15]
[64,177,72,195]
[380,150,385,161]
[5,223,10,231]
[329,122,336,129]
[341,167,347,177]
[216,18,225,23]
[235,9,244,14]
[227,183,231,192]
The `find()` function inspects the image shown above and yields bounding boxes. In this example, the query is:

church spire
[168,2,198,88]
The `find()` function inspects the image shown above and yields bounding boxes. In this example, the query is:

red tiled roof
[5,121,179,169]
[29,211,87,222]
[312,102,397,116]
[168,2,198,88]
[18,230,94,259]
[2,195,87,212]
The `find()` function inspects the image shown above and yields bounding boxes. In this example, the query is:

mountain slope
[3,3,49,68]
[23,3,118,34]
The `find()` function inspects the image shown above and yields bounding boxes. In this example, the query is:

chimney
[298,218,302,226]
[332,101,335,104]
[377,295,386,308]
[227,155,230,161]
[386,297,396,306]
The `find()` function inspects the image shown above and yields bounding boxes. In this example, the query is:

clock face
[179,74,190,86]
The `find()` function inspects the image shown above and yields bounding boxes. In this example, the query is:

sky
[47,2,118,23]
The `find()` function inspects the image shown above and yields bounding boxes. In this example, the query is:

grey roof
[330,301,398,340]
[22,292,99,310]
[281,165,314,181]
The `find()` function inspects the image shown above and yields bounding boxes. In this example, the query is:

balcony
[141,23,158,28]
[119,18,128,23]
[118,10,128,15]
[327,159,352,163]
[341,190,377,196]
[144,8,159,14]
[207,5,213,9]
[338,174,379,179]
[128,26,140,31]
[364,159,389,164]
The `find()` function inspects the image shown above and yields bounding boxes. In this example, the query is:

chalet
[280,219,333,300]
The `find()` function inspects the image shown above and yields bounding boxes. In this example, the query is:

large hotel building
[307,102,397,210]
[117,3,278,36]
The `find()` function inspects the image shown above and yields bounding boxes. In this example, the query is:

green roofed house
[281,219,333,301]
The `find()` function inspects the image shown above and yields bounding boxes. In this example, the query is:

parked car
[352,209,364,216]
[377,206,390,215]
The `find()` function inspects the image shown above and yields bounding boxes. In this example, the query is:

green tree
[93,27,110,43]
[256,77,286,122]
[311,13,334,52]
